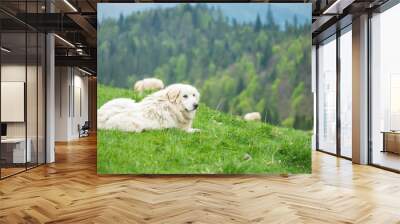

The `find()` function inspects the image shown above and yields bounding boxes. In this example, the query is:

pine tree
[293,15,298,30]
[265,5,276,30]
[254,14,262,32]
[118,13,124,30]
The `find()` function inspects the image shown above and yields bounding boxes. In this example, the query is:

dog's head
[165,84,200,112]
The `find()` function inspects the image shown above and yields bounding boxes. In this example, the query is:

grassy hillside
[97,85,311,174]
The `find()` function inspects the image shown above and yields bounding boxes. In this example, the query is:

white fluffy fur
[98,84,200,133]
[133,78,164,92]
[244,112,261,121]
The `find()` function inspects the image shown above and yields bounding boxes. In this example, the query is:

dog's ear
[166,87,181,103]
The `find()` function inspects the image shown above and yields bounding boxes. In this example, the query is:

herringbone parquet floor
[1,135,400,224]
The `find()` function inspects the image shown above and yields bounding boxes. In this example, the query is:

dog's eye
[183,95,188,98]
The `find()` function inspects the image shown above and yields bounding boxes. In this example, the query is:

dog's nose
[193,104,198,109]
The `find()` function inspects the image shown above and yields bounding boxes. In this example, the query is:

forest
[98,4,312,130]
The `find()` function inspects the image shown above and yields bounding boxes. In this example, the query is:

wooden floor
[1,135,400,223]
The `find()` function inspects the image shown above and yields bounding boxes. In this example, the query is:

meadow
[97,85,311,174]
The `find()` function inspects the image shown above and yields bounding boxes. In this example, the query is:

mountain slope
[98,4,312,130]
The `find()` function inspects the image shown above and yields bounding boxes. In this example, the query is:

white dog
[133,78,164,92]
[98,84,200,133]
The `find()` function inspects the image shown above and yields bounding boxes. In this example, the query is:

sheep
[133,78,164,92]
[244,112,261,121]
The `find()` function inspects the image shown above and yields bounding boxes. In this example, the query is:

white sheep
[244,112,261,121]
[133,78,164,92]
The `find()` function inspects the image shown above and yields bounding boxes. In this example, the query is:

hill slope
[97,85,311,174]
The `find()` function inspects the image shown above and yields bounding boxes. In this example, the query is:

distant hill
[98,3,311,28]
[98,4,312,130]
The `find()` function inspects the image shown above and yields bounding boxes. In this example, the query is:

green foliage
[97,85,311,174]
[98,4,312,130]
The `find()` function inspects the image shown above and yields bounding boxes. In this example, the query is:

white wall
[1,65,25,129]
[55,67,89,141]
[1,65,42,137]
[55,67,69,141]
[1,63,46,164]
[69,72,89,138]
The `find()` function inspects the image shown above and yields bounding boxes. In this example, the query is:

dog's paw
[186,128,200,133]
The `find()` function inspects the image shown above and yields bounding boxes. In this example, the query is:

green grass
[97,84,311,174]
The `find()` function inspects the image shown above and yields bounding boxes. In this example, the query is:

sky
[98,3,311,27]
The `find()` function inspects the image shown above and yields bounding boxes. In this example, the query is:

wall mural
[97,3,312,174]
